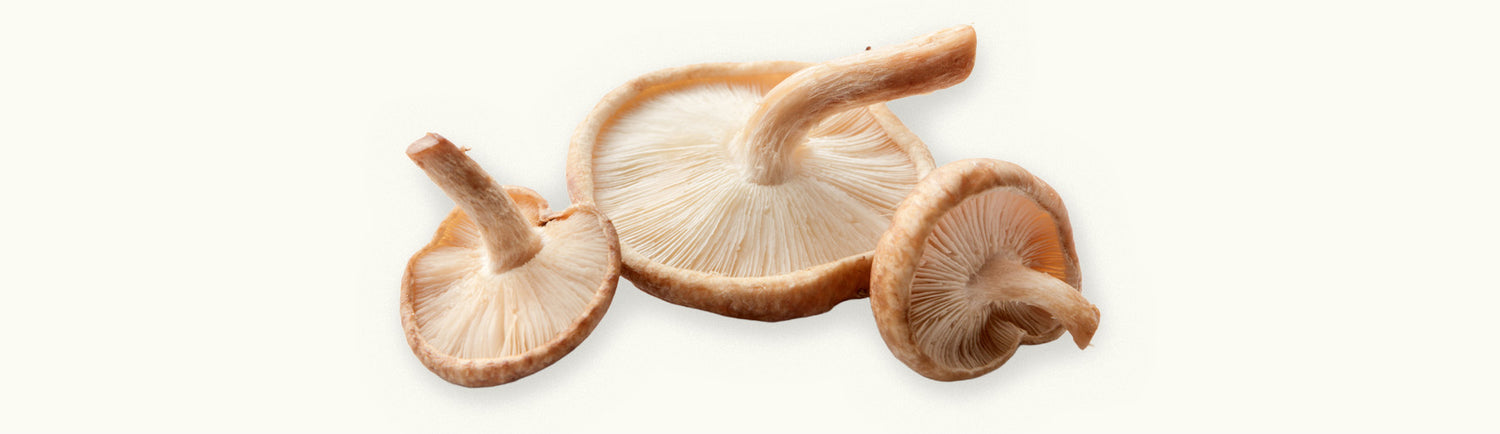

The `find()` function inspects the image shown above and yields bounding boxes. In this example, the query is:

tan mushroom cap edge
[568,26,976,321]
[402,134,621,387]
[871,158,1099,381]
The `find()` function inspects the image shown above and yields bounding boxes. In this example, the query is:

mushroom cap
[871,159,1097,381]
[568,61,937,321]
[401,186,621,387]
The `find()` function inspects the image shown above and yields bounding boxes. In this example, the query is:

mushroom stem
[974,258,1099,349]
[407,133,543,273]
[728,25,976,185]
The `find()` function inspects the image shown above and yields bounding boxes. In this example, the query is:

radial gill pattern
[593,83,920,277]
[410,212,610,359]
[909,188,1069,370]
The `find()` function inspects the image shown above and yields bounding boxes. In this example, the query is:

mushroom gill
[872,158,1099,381]
[570,26,975,321]
[402,133,620,387]
[593,84,920,277]
[409,207,614,359]
[908,187,1096,370]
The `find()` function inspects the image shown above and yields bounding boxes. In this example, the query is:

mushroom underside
[592,80,922,278]
[908,187,1082,370]
[409,208,613,359]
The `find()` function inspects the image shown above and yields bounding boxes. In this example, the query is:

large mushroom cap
[871,158,1099,381]
[403,134,620,387]
[569,26,975,321]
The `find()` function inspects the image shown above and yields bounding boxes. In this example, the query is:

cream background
[2,1,1497,432]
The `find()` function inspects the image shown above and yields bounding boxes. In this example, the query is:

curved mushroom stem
[974,258,1100,349]
[728,25,977,185]
[407,133,543,273]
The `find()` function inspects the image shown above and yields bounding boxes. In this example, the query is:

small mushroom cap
[570,27,975,321]
[403,136,620,387]
[871,159,1099,381]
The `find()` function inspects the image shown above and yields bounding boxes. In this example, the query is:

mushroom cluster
[399,25,1098,386]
